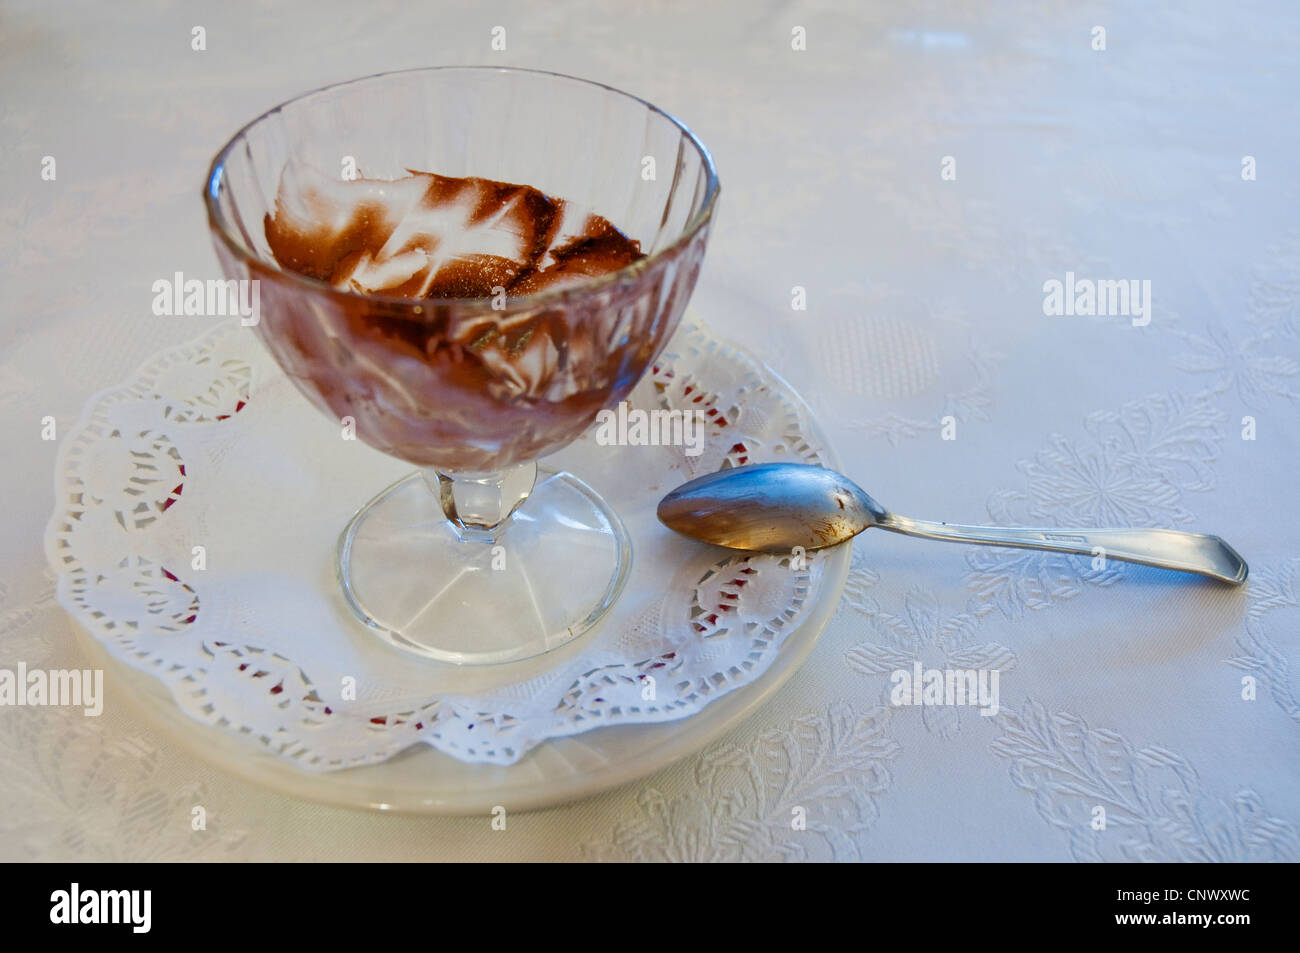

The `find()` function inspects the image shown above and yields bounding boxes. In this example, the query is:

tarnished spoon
[657,463,1248,584]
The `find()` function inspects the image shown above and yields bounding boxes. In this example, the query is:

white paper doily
[46,315,842,769]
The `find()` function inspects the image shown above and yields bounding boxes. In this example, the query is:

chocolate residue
[240,163,699,472]
[264,166,643,299]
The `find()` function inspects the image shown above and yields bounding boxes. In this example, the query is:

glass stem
[422,461,537,543]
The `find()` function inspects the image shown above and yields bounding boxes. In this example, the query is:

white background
[2,0,1297,860]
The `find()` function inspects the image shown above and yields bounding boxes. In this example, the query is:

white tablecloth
[2,0,1297,861]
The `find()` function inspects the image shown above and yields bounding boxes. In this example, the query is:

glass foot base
[337,468,631,665]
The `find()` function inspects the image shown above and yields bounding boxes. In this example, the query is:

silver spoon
[657,463,1248,584]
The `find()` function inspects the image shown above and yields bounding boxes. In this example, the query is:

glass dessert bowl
[205,67,719,664]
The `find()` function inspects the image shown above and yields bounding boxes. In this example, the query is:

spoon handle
[879,514,1249,584]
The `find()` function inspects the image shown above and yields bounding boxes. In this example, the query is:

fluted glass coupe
[205,67,718,664]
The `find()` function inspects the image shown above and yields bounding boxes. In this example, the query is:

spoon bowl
[658,463,883,551]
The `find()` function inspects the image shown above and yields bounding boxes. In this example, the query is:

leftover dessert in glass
[205,67,719,664]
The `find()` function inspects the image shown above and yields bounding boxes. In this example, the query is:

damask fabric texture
[2,0,1297,860]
